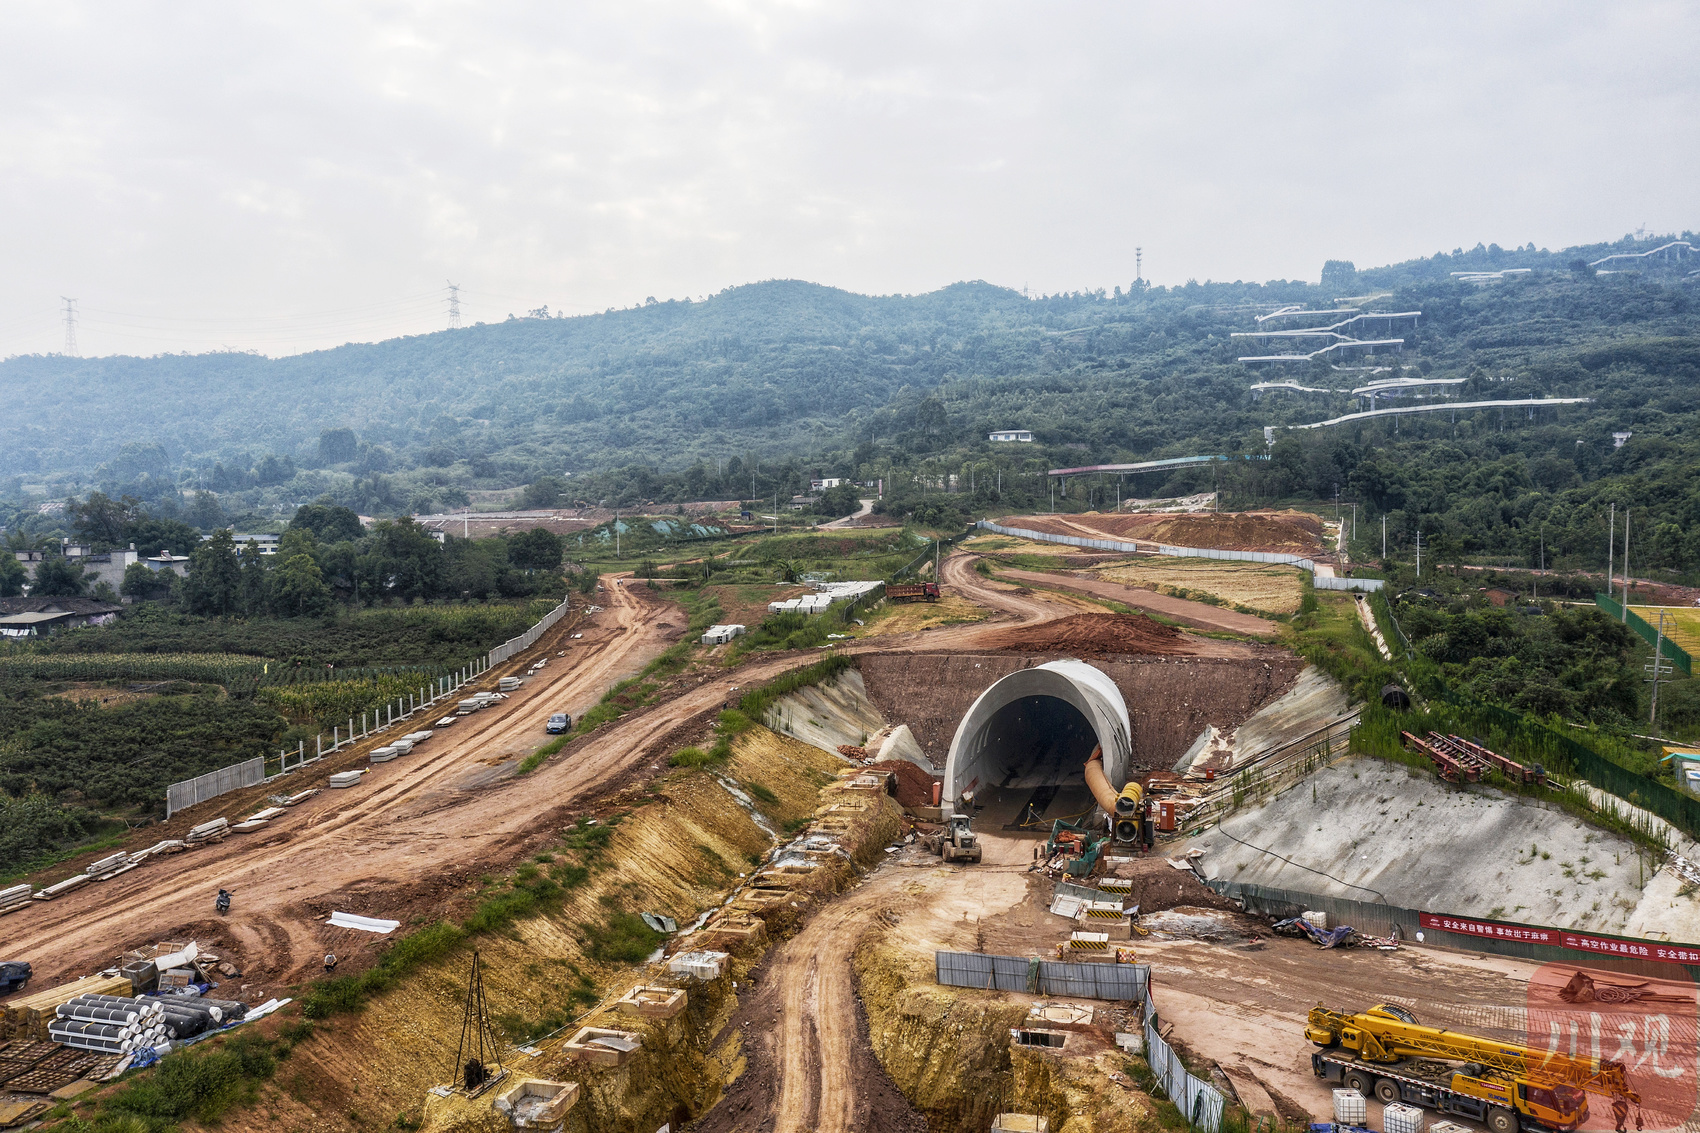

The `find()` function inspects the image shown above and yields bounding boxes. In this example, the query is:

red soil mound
[873,758,941,807]
[977,612,1182,655]
[996,509,1324,555]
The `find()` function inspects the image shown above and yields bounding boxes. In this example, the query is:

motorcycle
[215,889,231,915]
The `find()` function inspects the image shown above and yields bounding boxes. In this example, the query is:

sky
[1,1,1695,358]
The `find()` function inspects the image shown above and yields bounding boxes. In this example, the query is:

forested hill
[1,232,1696,535]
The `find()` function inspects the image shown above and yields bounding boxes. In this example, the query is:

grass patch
[302,816,616,1019]
[725,611,834,660]
[58,1029,298,1133]
[581,901,664,963]
[744,781,780,806]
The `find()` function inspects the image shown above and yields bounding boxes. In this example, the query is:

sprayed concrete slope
[1186,757,1700,939]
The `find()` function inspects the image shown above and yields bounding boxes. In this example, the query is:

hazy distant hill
[1,231,1694,502]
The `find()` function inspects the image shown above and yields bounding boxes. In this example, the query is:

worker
[324,953,338,972]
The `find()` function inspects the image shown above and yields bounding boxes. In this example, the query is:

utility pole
[615,509,620,559]
[1537,528,1543,599]
[1350,503,1357,542]
[61,297,78,356]
[446,282,461,329]
[1381,515,1386,561]
[1415,530,1422,579]
[1607,503,1615,601]
[1333,484,1339,521]
[1622,508,1631,620]
[1648,610,1673,727]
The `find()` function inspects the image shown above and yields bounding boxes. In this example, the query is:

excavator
[1307,1004,1642,1133]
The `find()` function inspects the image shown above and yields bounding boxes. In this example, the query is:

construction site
[4,511,1700,1133]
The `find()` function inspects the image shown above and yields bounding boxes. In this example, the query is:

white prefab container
[666,951,730,980]
[1332,1089,1367,1125]
[498,676,522,691]
[1383,1103,1425,1133]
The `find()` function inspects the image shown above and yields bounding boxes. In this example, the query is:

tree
[372,517,446,601]
[125,517,203,558]
[70,492,141,549]
[0,555,25,597]
[239,541,270,615]
[184,530,242,615]
[33,558,88,597]
[523,477,563,508]
[509,528,563,571]
[271,553,332,616]
[186,490,227,532]
[818,483,860,518]
[121,561,172,601]
[290,501,364,544]
[318,428,359,465]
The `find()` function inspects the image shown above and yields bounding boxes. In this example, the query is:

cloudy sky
[1,1,1695,357]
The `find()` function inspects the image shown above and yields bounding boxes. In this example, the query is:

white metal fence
[975,520,1384,591]
[934,948,1220,1130]
[1146,1010,1225,1131]
[165,757,266,819]
[934,950,1150,1000]
[488,596,571,666]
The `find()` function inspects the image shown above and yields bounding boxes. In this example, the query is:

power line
[61,297,78,357]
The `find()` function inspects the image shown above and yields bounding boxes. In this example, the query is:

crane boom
[1307,1005,1640,1104]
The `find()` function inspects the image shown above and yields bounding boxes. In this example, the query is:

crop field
[1097,557,1306,615]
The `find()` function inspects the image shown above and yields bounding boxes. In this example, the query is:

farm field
[1097,557,1306,615]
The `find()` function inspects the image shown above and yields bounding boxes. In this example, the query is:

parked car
[546,712,572,734]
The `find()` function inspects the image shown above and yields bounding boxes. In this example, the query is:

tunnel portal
[941,659,1132,828]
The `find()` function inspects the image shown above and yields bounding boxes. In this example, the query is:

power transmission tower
[1135,248,1143,284]
[61,297,79,356]
[446,282,462,329]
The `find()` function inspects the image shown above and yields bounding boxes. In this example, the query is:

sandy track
[992,566,1280,636]
[5,576,685,985]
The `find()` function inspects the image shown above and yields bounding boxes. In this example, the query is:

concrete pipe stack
[51,994,167,1053]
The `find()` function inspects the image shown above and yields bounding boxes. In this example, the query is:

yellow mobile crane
[1307,1004,1642,1133]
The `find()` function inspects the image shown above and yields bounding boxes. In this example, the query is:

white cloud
[0,0,1693,356]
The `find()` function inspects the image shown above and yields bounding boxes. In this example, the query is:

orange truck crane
[1307,1004,1642,1133]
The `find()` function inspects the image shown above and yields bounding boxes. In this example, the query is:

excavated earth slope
[857,652,1304,772]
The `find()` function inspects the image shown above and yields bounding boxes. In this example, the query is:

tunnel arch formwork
[941,659,1133,814]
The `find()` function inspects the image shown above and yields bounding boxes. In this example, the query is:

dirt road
[3,576,695,986]
[11,555,1084,990]
[992,566,1280,637]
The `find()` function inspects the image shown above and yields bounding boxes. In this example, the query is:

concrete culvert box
[943,659,1132,823]
[992,1117,1050,1133]
[493,1079,579,1128]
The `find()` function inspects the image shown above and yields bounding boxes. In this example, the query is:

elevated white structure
[1255,305,1359,325]
[942,660,1131,813]
[1232,311,1421,345]
[1285,397,1592,431]
[1451,269,1532,285]
[1589,241,1694,271]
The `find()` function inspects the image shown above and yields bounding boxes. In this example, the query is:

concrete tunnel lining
[942,659,1132,814]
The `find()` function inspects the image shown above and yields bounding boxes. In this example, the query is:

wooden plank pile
[0,975,132,1041]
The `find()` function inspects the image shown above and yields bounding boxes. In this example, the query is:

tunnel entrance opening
[945,656,1128,826]
[943,661,1133,835]
[971,695,1102,832]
